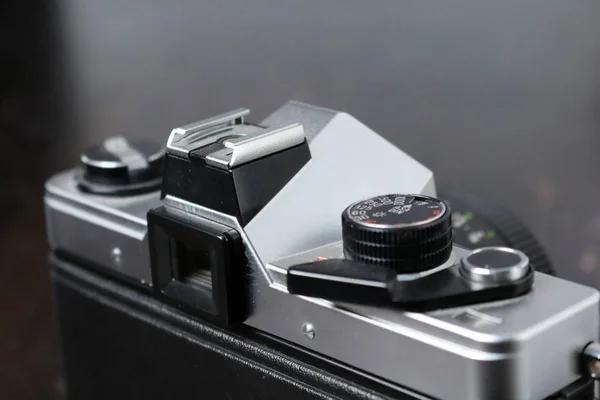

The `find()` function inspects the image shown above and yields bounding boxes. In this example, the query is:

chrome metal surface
[110,247,122,267]
[102,136,149,172]
[45,170,160,286]
[244,102,436,265]
[395,251,457,281]
[80,155,121,169]
[461,247,530,284]
[81,136,165,171]
[166,194,600,400]
[269,240,457,283]
[261,101,339,143]
[583,342,600,379]
[167,106,306,169]
[166,108,249,159]
[301,323,316,340]
[45,101,600,400]
[205,123,305,169]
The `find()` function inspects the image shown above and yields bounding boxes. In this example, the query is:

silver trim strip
[46,197,146,240]
[289,270,389,287]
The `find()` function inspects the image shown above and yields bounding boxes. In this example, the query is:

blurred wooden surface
[3,0,600,399]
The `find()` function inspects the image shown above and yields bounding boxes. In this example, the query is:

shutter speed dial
[341,194,453,273]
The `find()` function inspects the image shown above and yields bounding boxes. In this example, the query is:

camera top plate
[45,101,599,400]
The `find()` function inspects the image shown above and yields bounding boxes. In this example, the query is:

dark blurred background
[3,0,600,398]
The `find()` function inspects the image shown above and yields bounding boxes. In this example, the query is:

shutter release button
[460,247,530,284]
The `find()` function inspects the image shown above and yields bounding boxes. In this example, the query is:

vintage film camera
[45,101,600,399]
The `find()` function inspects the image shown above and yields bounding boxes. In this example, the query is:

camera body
[45,101,599,400]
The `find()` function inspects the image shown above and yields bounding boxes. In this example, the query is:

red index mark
[365,219,377,223]
[317,256,328,261]
[432,210,441,215]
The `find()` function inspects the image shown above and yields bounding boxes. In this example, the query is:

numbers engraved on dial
[347,195,444,227]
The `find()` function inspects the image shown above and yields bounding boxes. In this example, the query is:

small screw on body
[302,323,316,340]
[111,247,122,267]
